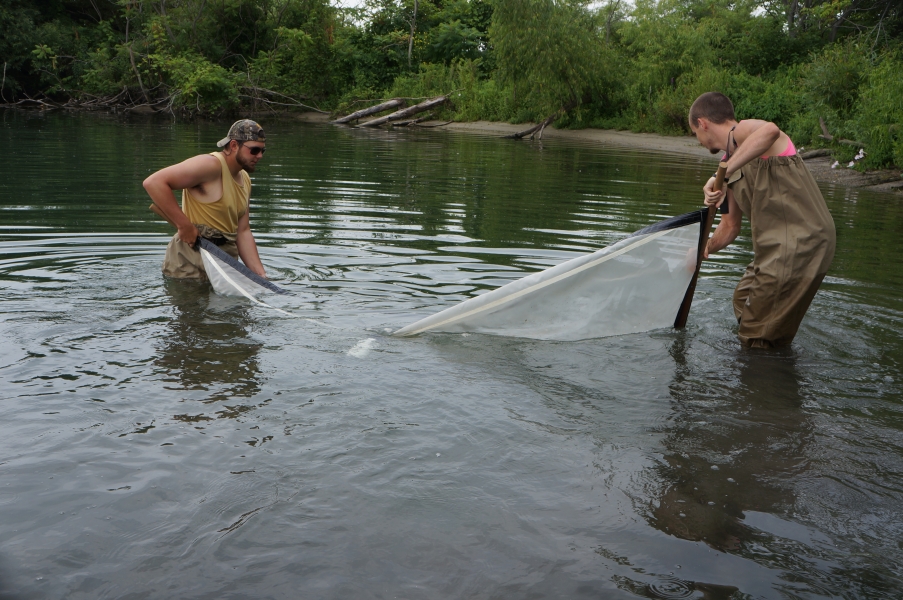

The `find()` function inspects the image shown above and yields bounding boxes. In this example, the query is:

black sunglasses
[238,143,266,156]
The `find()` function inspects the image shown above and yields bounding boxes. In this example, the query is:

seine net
[394,210,705,341]
[199,238,289,300]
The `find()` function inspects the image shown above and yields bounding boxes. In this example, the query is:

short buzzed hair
[689,92,735,127]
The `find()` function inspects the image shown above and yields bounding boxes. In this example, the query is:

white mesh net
[198,239,291,315]
[394,211,704,341]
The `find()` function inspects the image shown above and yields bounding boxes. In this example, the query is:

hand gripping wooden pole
[673,162,728,329]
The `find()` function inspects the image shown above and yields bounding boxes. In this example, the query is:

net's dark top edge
[198,238,289,295]
[628,209,705,238]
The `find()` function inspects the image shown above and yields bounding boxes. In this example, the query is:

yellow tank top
[181,152,250,234]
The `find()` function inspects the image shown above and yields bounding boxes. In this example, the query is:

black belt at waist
[202,235,228,246]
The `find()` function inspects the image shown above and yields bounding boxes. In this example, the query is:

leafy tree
[1,0,900,169]
[490,0,611,121]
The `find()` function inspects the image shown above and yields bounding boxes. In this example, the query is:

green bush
[652,66,732,134]
[150,51,240,113]
[852,51,903,168]
[385,59,514,122]
[801,38,872,127]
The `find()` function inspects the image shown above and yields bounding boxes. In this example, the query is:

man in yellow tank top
[143,119,268,279]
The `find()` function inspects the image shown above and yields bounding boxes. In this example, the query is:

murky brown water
[1,111,902,599]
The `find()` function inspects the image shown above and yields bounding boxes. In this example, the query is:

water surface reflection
[159,280,264,411]
[0,112,901,599]
[654,345,811,552]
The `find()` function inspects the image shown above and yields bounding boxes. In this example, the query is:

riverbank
[442,120,903,195]
[299,112,903,195]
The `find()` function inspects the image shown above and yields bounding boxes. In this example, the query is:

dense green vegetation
[2,0,901,167]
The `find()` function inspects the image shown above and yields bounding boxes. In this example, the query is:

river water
[1,111,901,599]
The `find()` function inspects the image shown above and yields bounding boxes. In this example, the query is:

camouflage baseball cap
[216,119,266,147]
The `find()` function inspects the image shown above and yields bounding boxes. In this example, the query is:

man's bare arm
[235,210,266,278]
[725,120,780,176]
[143,155,221,247]
[705,192,742,258]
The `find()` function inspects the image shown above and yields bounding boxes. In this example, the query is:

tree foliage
[490,0,612,120]
[0,0,900,166]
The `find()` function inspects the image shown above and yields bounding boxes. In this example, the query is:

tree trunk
[787,0,798,37]
[333,99,406,124]
[129,44,150,105]
[408,0,418,68]
[359,95,448,127]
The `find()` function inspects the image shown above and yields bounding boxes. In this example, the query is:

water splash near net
[394,210,705,341]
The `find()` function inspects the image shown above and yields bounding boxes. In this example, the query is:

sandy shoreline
[299,112,903,194]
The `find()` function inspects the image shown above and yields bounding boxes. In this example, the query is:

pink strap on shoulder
[763,138,796,159]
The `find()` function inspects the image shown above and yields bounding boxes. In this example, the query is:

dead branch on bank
[359,95,449,128]
[241,86,328,113]
[505,100,579,141]
[391,113,432,127]
[819,117,865,147]
[800,148,832,159]
[2,82,324,118]
[1,86,178,115]
[332,98,407,124]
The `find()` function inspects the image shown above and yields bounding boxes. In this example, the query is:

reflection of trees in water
[157,280,264,420]
[647,339,811,553]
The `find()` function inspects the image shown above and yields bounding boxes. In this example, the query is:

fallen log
[333,98,406,124]
[800,148,832,159]
[505,100,578,140]
[414,120,453,128]
[391,113,432,127]
[359,95,448,128]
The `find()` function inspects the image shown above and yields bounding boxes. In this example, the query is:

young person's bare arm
[143,155,222,247]
[704,192,742,258]
[724,120,781,176]
[235,210,266,278]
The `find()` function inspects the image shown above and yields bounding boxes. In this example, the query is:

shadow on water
[157,279,264,419]
[652,342,810,552]
[613,342,814,599]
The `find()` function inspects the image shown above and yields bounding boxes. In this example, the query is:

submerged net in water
[394,210,705,341]
[199,238,289,303]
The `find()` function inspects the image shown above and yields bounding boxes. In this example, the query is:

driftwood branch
[241,86,326,113]
[819,117,833,141]
[818,117,866,147]
[332,98,406,124]
[505,100,578,140]
[391,113,431,127]
[800,148,832,159]
[359,95,448,127]
[414,120,453,128]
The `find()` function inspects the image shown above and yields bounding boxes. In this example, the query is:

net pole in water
[674,162,728,329]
